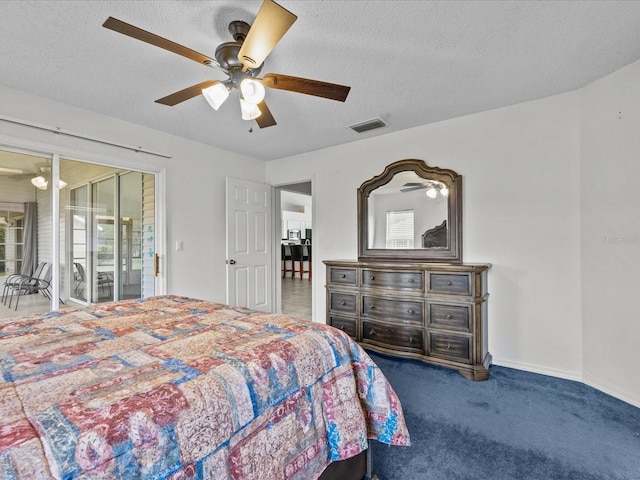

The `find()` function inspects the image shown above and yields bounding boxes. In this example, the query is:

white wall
[0,85,266,303]
[580,60,640,405]
[267,59,640,407]
[266,92,585,389]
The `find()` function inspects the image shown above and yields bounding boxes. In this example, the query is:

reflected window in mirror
[385,210,414,249]
[358,159,462,263]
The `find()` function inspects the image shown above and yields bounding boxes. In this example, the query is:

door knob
[227,259,236,265]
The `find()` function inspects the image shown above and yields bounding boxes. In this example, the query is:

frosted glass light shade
[240,98,262,120]
[440,186,449,197]
[31,175,48,190]
[426,187,437,199]
[31,175,67,190]
[202,83,230,110]
[240,79,265,104]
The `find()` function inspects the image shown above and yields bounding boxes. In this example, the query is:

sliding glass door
[1,148,160,316]
[65,160,155,305]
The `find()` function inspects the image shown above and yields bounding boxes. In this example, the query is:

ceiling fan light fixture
[240,98,262,120]
[240,78,265,104]
[202,82,230,110]
[31,175,67,190]
[31,175,48,190]
[426,187,438,199]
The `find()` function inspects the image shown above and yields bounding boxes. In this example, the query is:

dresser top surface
[323,260,491,272]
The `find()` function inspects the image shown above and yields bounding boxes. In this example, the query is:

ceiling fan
[102,0,351,129]
[401,181,449,199]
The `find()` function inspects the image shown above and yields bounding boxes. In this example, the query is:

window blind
[386,210,414,249]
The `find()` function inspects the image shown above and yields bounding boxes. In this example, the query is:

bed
[0,295,409,479]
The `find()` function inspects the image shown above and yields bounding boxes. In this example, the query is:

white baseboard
[492,357,640,409]
[492,357,582,382]
[582,374,640,409]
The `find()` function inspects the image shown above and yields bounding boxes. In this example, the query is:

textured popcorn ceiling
[1,1,640,161]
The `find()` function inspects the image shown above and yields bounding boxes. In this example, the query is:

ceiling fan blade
[400,186,426,193]
[103,17,218,68]
[155,80,220,106]
[403,182,428,187]
[256,100,277,128]
[238,0,297,72]
[261,73,350,102]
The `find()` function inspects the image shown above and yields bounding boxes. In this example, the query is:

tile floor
[281,276,312,321]
[0,290,59,319]
[1,278,314,322]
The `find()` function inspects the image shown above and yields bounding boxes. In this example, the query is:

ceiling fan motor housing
[215,21,263,79]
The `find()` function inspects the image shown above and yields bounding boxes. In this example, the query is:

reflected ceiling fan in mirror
[102,0,351,129]
[401,181,449,199]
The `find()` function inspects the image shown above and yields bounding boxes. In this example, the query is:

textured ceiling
[2,1,640,161]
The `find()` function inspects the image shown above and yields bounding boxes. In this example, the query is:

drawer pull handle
[409,336,414,344]
[446,281,453,286]
[408,278,414,283]
[446,343,453,350]
[339,325,346,331]
[370,275,375,280]
[369,304,375,310]
[369,329,376,336]
[340,300,346,306]
[407,309,414,315]
[446,313,453,319]
[341,273,346,278]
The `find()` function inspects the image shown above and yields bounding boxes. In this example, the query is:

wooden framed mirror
[357,159,462,263]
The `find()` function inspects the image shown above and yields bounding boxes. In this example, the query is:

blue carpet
[368,352,640,480]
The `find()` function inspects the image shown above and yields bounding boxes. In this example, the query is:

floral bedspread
[0,295,409,479]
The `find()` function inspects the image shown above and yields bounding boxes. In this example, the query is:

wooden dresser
[325,260,491,380]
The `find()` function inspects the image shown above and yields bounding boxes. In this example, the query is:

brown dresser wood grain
[325,260,491,381]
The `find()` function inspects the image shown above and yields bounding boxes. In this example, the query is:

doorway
[277,182,312,321]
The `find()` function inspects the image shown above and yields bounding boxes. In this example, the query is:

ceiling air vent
[348,117,387,133]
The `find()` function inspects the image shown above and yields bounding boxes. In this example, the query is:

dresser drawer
[427,332,472,363]
[362,295,423,324]
[362,270,423,291]
[428,273,471,295]
[329,316,358,339]
[428,303,471,332]
[329,292,357,314]
[362,321,423,352]
[329,267,358,285]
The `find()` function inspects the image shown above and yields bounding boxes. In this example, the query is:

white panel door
[226,177,272,312]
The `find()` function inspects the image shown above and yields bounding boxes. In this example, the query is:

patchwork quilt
[0,295,409,479]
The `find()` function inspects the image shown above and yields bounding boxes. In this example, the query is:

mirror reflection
[367,171,449,250]
[358,158,462,263]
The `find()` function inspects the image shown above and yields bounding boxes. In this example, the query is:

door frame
[272,180,314,320]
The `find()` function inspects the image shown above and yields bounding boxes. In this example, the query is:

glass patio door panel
[93,177,116,303]
[119,172,143,300]
[69,185,88,303]
[63,161,155,306]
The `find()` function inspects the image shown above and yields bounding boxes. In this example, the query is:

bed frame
[319,445,378,480]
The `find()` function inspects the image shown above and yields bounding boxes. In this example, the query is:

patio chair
[2,262,47,305]
[73,262,87,298]
[6,262,52,311]
[98,271,113,297]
